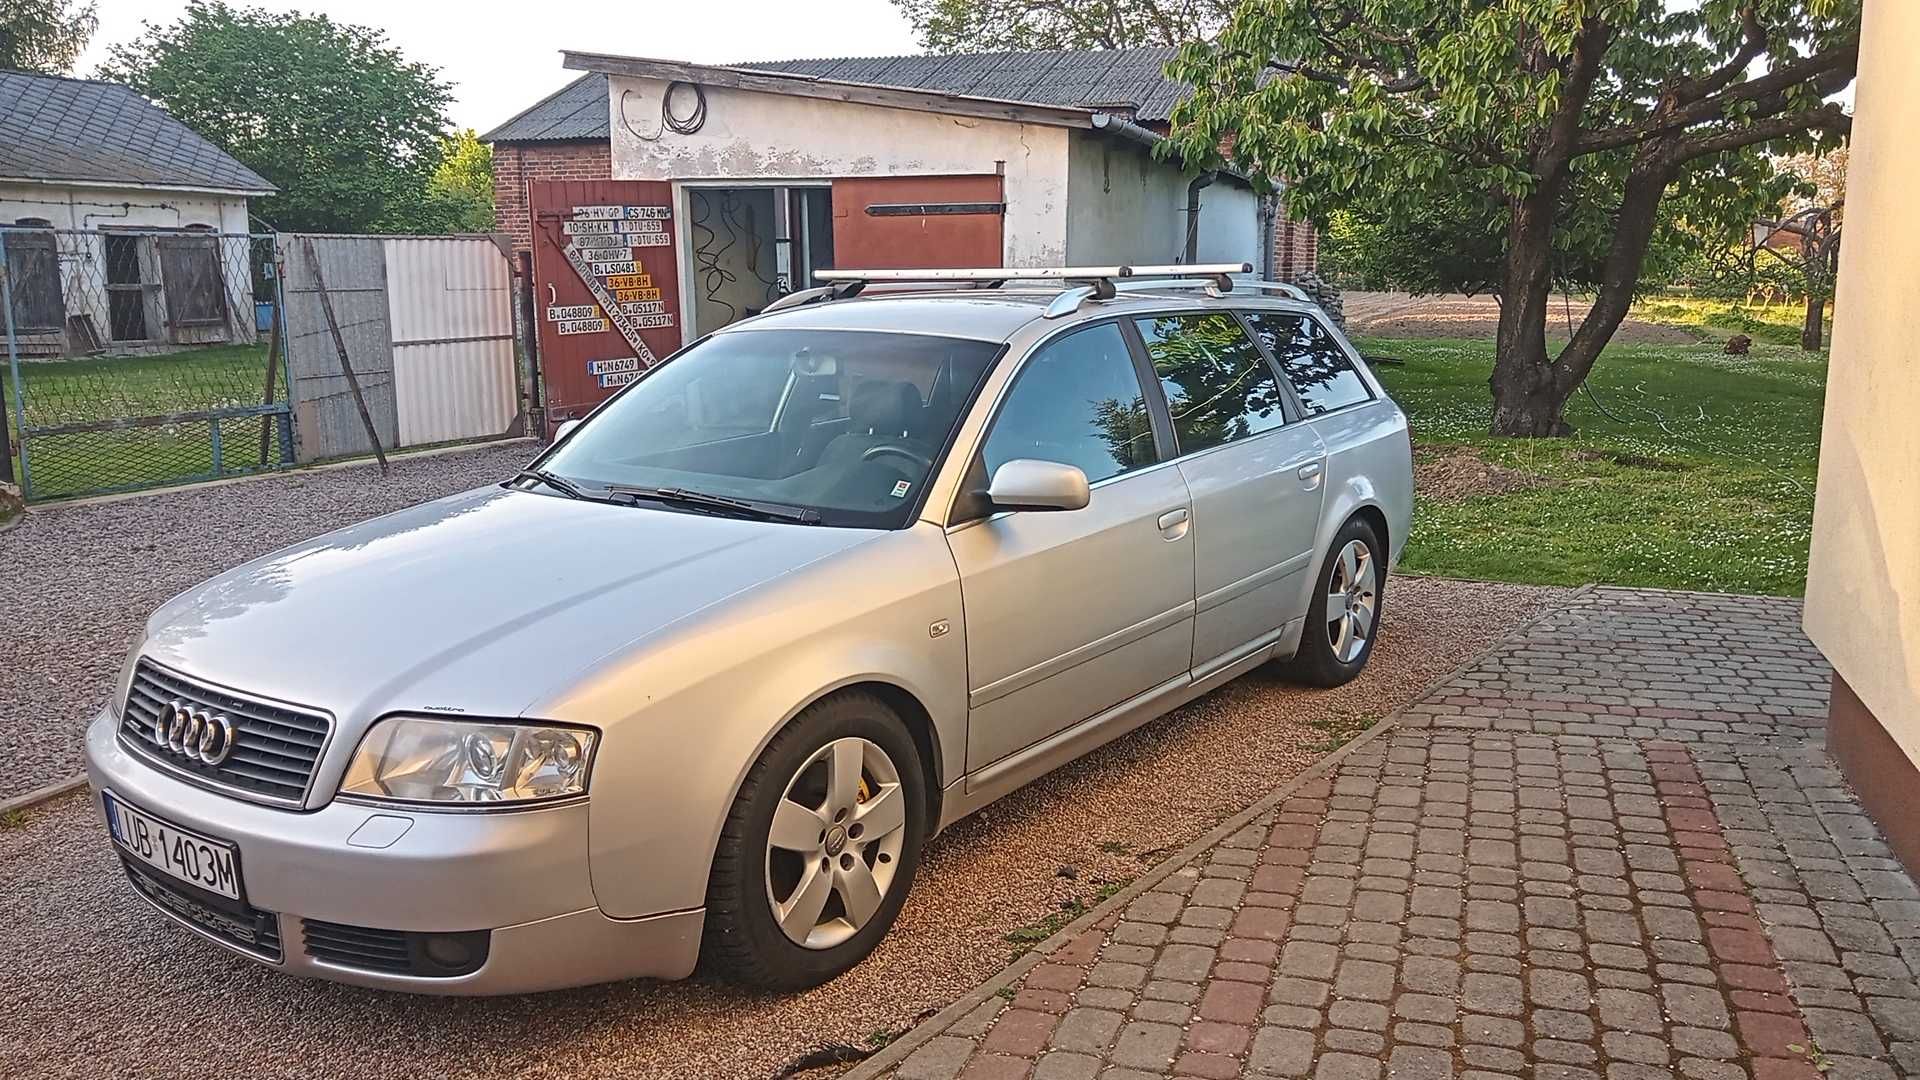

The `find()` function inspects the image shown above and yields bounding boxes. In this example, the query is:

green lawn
[1366,335,1825,596]
[1634,296,1826,348]
[5,343,283,499]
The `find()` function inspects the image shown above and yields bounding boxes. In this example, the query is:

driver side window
[982,323,1157,485]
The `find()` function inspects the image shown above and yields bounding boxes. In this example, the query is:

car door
[947,321,1196,774]
[1130,312,1327,673]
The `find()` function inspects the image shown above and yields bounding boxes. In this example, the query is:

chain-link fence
[1,226,293,500]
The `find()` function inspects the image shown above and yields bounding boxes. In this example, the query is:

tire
[1282,517,1387,688]
[701,690,926,991]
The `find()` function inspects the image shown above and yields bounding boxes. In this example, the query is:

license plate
[103,792,241,901]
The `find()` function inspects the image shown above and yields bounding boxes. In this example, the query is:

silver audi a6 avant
[86,265,1412,994]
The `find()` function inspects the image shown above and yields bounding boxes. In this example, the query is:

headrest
[849,379,922,436]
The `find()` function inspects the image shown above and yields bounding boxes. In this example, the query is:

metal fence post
[1,237,29,498]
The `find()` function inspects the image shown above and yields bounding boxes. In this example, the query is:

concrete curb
[0,774,88,818]
[839,582,1595,1080]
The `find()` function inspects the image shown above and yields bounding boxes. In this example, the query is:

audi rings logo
[152,700,237,766]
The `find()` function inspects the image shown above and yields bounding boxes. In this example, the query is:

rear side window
[983,322,1157,484]
[1133,313,1289,455]
[1244,312,1374,415]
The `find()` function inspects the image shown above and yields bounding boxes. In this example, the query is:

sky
[74,0,925,133]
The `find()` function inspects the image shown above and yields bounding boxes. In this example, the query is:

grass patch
[0,808,31,830]
[1003,880,1130,962]
[1304,713,1385,754]
[1368,336,1822,596]
[5,344,286,498]
[1635,297,1825,348]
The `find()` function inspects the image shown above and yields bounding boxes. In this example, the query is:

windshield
[539,329,1003,528]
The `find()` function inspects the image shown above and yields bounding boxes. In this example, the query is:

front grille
[303,919,489,977]
[119,659,332,806]
[123,858,283,961]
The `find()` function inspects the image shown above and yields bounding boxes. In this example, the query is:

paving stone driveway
[861,587,1920,1080]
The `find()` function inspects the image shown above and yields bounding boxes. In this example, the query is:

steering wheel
[862,444,932,472]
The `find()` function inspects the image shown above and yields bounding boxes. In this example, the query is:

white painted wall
[1803,0,1920,771]
[0,183,256,352]
[607,76,1071,268]
[1062,131,1260,268]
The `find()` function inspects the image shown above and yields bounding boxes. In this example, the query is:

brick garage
[482,74,613,254]
[490,140,610,254]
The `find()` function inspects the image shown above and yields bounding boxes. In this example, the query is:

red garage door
[529,180,685,432]
[831,175,1004,269]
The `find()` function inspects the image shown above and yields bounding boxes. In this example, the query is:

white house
[0,70,275,356]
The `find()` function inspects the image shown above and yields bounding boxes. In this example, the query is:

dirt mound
[1416,446,1558,501]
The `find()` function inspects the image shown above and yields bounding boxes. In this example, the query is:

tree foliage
[0,0,96,73]
[896,0,1229,52]
[426,129,496,233]
[1166,0,1857,436]
[98,1,457,234]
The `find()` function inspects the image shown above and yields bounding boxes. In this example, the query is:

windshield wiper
[514,468,590,501]
[607,484,822,524]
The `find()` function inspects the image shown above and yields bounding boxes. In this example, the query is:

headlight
[340,717,596,806]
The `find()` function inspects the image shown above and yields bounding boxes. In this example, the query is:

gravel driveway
[0,575,1561,1080]
[0,441,540,803]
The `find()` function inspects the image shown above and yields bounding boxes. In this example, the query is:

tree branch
[1574,35,1858,156]
[1674,6,1767,105]
[1669,101,1851,162]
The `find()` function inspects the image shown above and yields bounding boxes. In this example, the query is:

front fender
[537,524,965,920]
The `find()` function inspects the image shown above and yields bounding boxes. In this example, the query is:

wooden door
[529,180,686,433]
[831,175,1004,269]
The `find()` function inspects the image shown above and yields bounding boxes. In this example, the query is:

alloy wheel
[764,736,908,949]
[1325,538,1378,664]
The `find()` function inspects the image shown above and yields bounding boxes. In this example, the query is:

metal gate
[529,180,685,434]
[1,226,292,500]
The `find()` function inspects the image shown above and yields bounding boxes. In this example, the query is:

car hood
[139,485,878,726]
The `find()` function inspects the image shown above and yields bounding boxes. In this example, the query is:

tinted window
[1134,313,1289,454]
[983,322,1156,484]
[1245,312,1373,415]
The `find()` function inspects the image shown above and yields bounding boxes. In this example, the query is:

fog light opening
[422,933,475,971]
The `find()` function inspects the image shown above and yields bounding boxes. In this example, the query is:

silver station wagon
[85,264,1412,994]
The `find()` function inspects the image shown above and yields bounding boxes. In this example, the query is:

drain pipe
[1183,170,1217,264]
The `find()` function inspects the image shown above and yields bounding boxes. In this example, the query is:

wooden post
[257,257,284,466]
[300,237,388,474]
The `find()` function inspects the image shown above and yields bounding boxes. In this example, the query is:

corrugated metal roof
[490,47,1193,144]
[745,47,1190,122]
[480,73,613,143]
[0,70,275,193]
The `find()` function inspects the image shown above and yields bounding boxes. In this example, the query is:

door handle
[1297,462,1324,481]
[1157,507,1191,541]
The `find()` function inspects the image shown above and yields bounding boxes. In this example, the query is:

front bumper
[85,708,703,994]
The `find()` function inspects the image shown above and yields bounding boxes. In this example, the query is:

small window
[983,322,1156,485]
[158,230,228,327]
[2,224,62,332]
[1244,312,1374,415]
[1134,313,1289,455]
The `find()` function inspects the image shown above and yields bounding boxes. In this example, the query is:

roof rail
[761,263,1270,319]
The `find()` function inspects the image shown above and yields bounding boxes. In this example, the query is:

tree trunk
[1490,189,1572,437]
[1801,294,1825,350]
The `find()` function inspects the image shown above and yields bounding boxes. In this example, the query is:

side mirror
[551,418,582,444]
[987,459,1090,512]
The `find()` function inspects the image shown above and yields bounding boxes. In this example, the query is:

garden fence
[1,227,526,501]
[1,226,292,500]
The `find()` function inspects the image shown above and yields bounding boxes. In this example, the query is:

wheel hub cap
[764,736,909,950]
[1326,538,1378,664]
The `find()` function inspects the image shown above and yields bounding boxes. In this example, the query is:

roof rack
[762,263,1257,317]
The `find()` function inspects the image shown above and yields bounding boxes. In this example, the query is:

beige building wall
[1803,0,1920,797]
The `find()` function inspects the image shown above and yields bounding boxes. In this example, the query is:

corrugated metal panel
[481,73,612,143]
[280,235,399,463]
[382,236,518,447]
